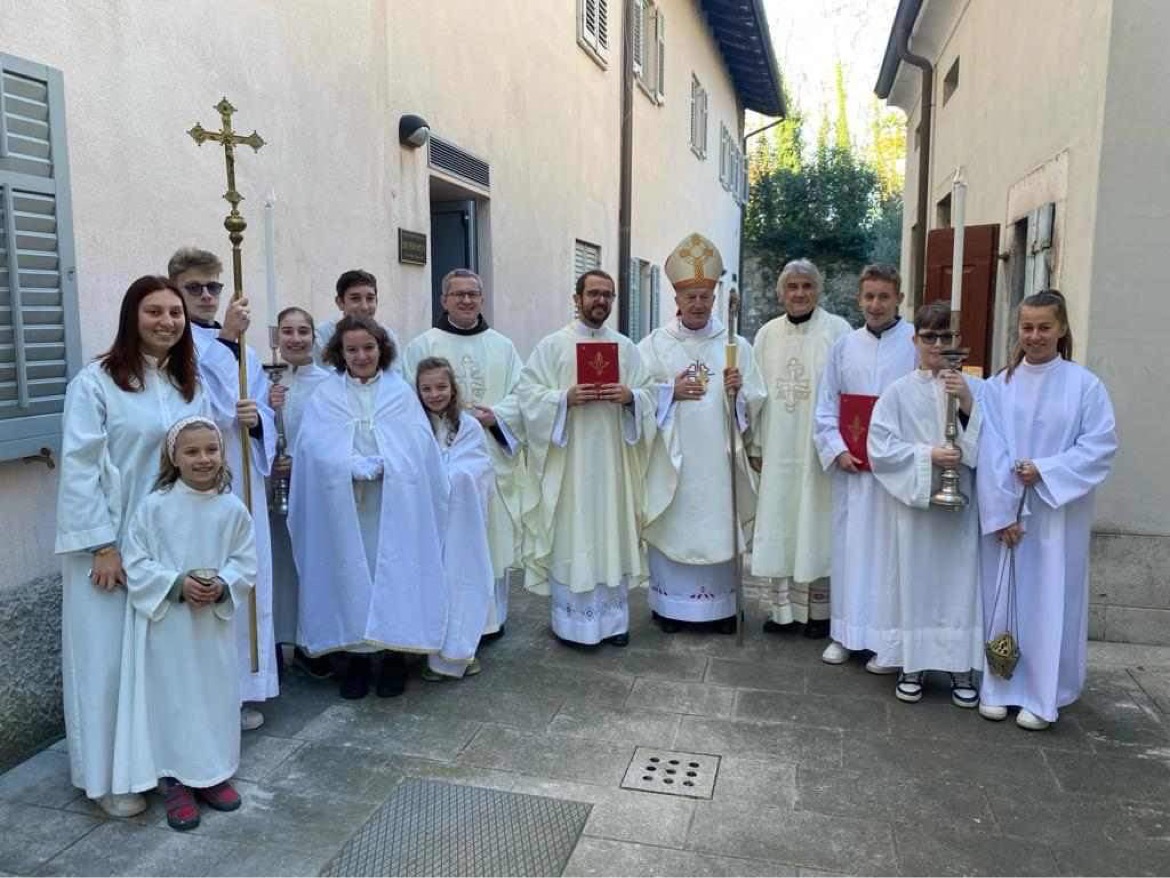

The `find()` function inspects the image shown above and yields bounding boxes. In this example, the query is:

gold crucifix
[187,96,265,673]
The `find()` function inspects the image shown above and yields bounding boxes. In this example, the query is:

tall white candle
[950,170,966,312]
[264,193,277,324]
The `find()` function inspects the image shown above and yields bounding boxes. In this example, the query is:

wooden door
[924,224,1000,376]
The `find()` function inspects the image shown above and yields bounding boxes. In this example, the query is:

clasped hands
[567,383,633,406]
[181,574,225,607]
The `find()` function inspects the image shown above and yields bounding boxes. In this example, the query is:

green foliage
[745,72,905,333]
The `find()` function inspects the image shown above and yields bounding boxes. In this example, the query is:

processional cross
[187,97,265,672]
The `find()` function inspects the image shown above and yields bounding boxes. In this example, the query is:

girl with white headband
[118,415,258,831]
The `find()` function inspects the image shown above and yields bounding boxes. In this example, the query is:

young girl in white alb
[416,357,496,680]
[119,416,258,831]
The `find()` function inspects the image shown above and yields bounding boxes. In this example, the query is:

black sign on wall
[398,229,428,266]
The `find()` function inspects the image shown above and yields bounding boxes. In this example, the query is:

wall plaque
[398,229,428,266]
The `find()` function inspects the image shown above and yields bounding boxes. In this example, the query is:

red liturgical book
[576,341,620,385]
[839,393,879,471]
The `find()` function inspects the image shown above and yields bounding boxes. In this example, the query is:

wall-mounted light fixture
[399,114,430,148]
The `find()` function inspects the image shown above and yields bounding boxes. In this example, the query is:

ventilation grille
[429,136,490,189]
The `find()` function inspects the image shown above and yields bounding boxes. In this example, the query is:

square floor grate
[320,779,592,877]
[620,747,720,799]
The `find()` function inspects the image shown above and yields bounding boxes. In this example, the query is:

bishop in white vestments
[516,270,657,646]
[750,260,850,637]
[867,303,984,707]
[975,291,1117,730]
[639,234,765,632]
[170,248,279,720]
[403,269,526,638]
[813,264,916,669]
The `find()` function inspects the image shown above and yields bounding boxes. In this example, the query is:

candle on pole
[264,192,277,326]
[950,169,967,312]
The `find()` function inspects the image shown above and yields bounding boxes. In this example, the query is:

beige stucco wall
[889,0,1113,360]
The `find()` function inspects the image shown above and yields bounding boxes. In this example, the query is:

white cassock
[637,317,765,622]
[516,321,657,643]
[403,325,525,633]
[813,320,916,653]
[267,362,331,644]
[976,358,1117,721]
[289,370,449,655]
[192,324,278,702]
[115,483,257,792]
[55,359,207,798]
[868,370,985,672]
[750,308,851,624]
[313,317,403,375]
[427,412,496,677]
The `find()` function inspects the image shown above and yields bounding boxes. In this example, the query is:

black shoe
[714,616,737,635]
[294,646,334,679]
[605,633,630,648]
[376,652,407,698]
[656,615,682,633]
[479,624,506,647]
[763,619,800,635]
[551,630,599,650]
[338,654,371,699]
[803,619,831,640]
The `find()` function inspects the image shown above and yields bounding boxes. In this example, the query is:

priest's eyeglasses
[917,331,956,346]
[182,281,225,297]
[446,291,482,300]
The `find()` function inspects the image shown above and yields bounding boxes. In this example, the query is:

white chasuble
[813,320,916,652]
[116,484,257,792]
[55,361,208,798]
[976,358,1117,722]
[403,327,526,633]
[192,324,278,702]
[868,370,985,672]
[750,308,850,583]
[289,371,449,655]
[268,362,331,644]
[428,412,496,677]
[637,317,765,622]
[515,322,657,643]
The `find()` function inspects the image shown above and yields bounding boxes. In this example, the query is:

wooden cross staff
[188,97,265,673]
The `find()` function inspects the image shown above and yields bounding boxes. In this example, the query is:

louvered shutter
[649,266,661,331]
[1027,202,1055,294]
[632,0,645,77]
[0,55,79,461]
[628,259,642,341]
[596,0,610,52]
[655,10,666,101]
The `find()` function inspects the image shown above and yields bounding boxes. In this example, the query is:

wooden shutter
[596,0,609,51]
[924,224,1001,376]
[0,54,79,461]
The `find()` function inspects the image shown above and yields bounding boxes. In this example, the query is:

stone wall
[0,575,63,773]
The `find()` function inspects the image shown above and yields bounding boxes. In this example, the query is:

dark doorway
[430,200,477,327]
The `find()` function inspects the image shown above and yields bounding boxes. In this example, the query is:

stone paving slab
[6,590,1170,876]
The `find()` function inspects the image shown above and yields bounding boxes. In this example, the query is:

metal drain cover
[620,747,719,799]
[320,779,591,876]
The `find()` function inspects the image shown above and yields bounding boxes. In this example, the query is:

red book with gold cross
[839,393,879,471]
[576,341,620,385]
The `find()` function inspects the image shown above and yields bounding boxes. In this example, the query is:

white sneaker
[97,792,147,818]
[865,656,899,675]
[978,703,1008,722]
[1016,708,1052,731]
[240,706,264,731]
[895,671,924,703]
[950,672,979,709]
[821,641,850,664]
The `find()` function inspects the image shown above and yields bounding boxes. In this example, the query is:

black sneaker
[338,654,371,699]
[802,619,831,639]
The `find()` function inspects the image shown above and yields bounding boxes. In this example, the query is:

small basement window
[943,57,960,105]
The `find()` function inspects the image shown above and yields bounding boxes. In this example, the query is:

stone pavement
[4,589,1170,877]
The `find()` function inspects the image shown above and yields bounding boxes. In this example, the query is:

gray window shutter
[1025,203,1055,294]
[0,54,79,462]
[655,9,666,101]
[597,0,610,51]
[632,0,645,77]
[628,259,642,341]
[649,265,661,331]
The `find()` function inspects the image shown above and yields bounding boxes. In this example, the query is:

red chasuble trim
[839,393,879,471]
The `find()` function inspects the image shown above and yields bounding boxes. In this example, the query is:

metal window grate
[429,136,490,189]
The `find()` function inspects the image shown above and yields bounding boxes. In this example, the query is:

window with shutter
[0,54,79,462]
[1026,202,1055,294]
[690,75,708,159]
[574,239,602,282]
[649,265,661,332]
[578,0,609,67]
[634,2,664,105]
[632,0,645,78]
[655,10,665,102]
[628,258,643,341]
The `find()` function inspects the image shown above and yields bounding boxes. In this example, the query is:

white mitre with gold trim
[664,233,724,294]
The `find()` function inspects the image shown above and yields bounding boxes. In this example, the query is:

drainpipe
[617,0,635,335]
[896,18,933,301]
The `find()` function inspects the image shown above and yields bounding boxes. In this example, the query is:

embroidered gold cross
[846,415,865,444]
[678,234,715,280]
